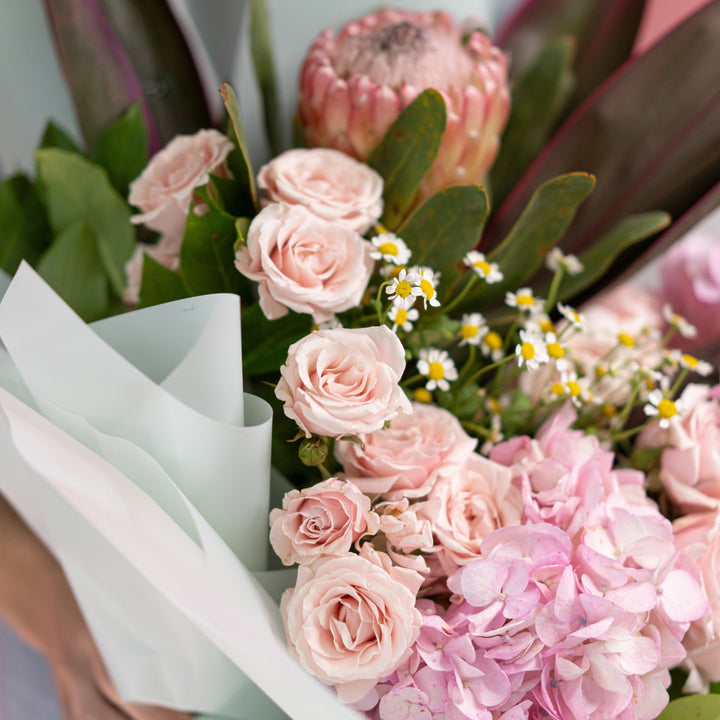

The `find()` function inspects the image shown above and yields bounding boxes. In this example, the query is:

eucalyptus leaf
[655,694,720,720]
[138,252,190,309]
[367,90,446,230]
[0,174,53,274]
[92,104,148,199]
[399,186,489,275]
[39,121,82,154]
[35,148,135,297]
[36,221,109,321]
[179,186,248,296]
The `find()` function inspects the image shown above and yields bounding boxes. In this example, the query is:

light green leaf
[138,253,189,309]
[36,221,109,321]
[367,90,446,230]
[35,148,135,297]
[39,121,82,154]
[655,694,720,720]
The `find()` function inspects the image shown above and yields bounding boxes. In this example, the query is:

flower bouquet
[1,1,720,719]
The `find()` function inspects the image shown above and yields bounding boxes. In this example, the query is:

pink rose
[257,148,383,233]
[661,231,720,348]
[375,497,436,573]
[275,326,411,438]
[335,402,476,500]
[423,453,521,574]
[280,548,422,702]
[673,511,720,690]
[129,129,234,238]
[235,204,374,323]
[269,478,379,565]
[123,235,182,306]
[638,384,720,513]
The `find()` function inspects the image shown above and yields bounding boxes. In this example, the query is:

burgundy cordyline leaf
[43,0,211,154]
[486,0,720,258]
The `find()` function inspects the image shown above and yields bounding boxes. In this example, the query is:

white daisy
[458,312,488,347]
[411,266,441,309]
[506,287,543,314]
[481,414,504,455]
[545,247,584,275]
[463,251,503,283]
[557,303,585,330]
[385,268,422,309]
[480,329,505,362]
[662,304,698,339]
[388,305,419,333]
[370,232,412,265]
[417,348,458,392]
[678,352,713,376]
[644,389,683,429]
[515,329,549,371]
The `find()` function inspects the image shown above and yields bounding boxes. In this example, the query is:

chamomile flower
[545,247,584,275]
[506,287,543,314]
[417,348,458,392]
[370,232,412,265]
[388,305,419,333]
[544,332,566,361]
[662,304,698,339]
[412,266,441,309]
[557,303,585,330]
[515,329,549,371]
[678,351,713,376]
[548,371,593,408]
[481,414,504,455]
[314,317,343,331]
[463,251,503,283]
[458,313,488,346]
[481,330,504,361]
[385,268,421,309]
[644,389,683,429]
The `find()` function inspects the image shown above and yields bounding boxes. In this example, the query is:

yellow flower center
[379,241,399,256]
[551,382,564,395]
[547,343,564,359]
[540,320,555,334]
[618,332,635,347]
[428,362,445,381]
[567,381,581,397]
[517,294,535,307]
[420,278,435,299]
[461,324,478,339]
[390,265,405,279]
[520,342,535,361]
[485,331,502,351]
[601,403,616,418]
[395,308,408,326]
[473,260,492,275]
[570,311,581,323]
[395,280,412,298]
[413,388,433,403]
[657,399,677,420]
[595,364,608,379]
[682,353,699,368]
[488,398,502,414]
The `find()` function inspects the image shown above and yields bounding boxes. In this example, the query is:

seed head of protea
[298,10,510,199]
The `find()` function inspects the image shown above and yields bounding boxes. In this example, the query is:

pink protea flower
[297,10,510,199]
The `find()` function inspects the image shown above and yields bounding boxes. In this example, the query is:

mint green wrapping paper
[0,264,360,720]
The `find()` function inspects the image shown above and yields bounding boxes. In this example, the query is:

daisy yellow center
[517,294,534,307]
[488,398,501,414]
[601,404,616,418]
[473,260,492,275]
[390,265,405,279]
[547,343,564,359]
[540,320,555,334]
[413,388,433,403]
[428,362,445,381]
[682,354,699,368]
[395,280,412,298]
[520,342,535,361]
[567,381,581,397]
[461,324,478,339]
[395,308,408,325]
[657,399,677,420]
[379,242,399,256]
[485,331,502,351]
[618,332,635,347]
[595,364,608,379]
[551,382,564,395]
[420,279,435,299]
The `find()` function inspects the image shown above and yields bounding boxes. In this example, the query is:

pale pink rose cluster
[235,147,383,323]
[125,129,234,304]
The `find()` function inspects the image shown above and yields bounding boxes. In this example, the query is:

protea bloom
[297,10,510,199]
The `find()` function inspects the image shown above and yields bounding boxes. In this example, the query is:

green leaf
[179,186,248,296]
[367,90,446,230]
[209,174,255,218]
[220,83,258,211]
[39,121,82,154]
[0,175,53,274]
[241,304,311,376]
[491,36,575,205]
[399,186,489,276]
[466,173,595,308]
[655,694,720,720]
[92,104,148,199]
[36,221,109,321]
[35,148,134,297]
[138,253,189,309]
[234,217,251,253]
[249,0,281,156]
[555,211,671,301]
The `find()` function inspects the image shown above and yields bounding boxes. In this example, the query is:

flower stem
[544,267,566,314]
[443,273,478,315]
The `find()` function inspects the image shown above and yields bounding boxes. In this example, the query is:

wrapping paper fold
[0,264,360,720]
